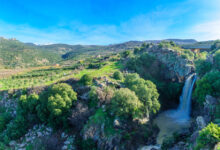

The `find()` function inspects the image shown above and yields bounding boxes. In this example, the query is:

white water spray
[169,73,197,122]
[154,73,197,144]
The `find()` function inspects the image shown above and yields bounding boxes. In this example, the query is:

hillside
[0,38,61,68]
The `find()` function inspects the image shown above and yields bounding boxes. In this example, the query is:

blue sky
[0,0,220,45]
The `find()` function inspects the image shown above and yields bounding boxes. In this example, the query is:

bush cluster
[195,123,220,150]
[80,74,93,85]
[0,83,77,142]
[124,73,160,114]
[194,71,220,104]
[113,71,123,80]
[110,88,143,119]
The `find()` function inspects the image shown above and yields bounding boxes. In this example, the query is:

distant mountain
[0,37,200,68]
[0,38,61,68]
[182,40,214,49]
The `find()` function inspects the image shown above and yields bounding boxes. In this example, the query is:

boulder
[9,140,16,147]
[196,116,206,130]
[138,145,160,150]
[203,95,219,122]
[113,119,121,128]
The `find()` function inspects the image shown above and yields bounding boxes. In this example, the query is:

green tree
[80,74,93,85]
[122,50,131,58]
[134,47,140,54]
[195,123,220,150]
[37,83,77,127]
[211,40,220,50]
[124,73,160,114]
[195,59,212,77]
[194,71,220,104]
[113,71,123,80]
[110,88,144,119]
[18,93,39,114]
[214,50,220,70]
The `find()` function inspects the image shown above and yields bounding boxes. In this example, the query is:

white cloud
[0,14,173,45]
[190,20,220,41]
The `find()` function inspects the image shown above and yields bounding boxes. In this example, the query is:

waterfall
[154,73,197,144]
[170,73,197,122]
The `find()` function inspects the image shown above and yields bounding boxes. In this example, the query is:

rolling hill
[0,37,200,68]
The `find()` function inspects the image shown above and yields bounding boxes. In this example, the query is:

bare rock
[138,145,160,150]
[196,116,206,130]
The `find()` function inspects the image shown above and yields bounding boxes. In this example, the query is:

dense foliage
[194,71,220,104]
[37,83,77,127]
[195,123,220,150]
[158,41,194,60]
[113,71,123,80]
[195,59,212,76]
[124,73,160,114]
[214,49,220,70]
[110,88,144,119]
[211,40,220,51]
[80,74,93,85]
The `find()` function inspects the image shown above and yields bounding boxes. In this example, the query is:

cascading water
[170,73,197,122]
[154,73,197,144]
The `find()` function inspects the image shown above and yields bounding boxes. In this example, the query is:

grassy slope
[0,38,61,68]
[0,61,122,90]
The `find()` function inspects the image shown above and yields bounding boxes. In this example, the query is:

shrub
[194,71,220,104]
[110,88,144,119]
[161,136,175,150]
[18,93,39,114]
[2,115,28,141]
[211,40,220,50]
[81,139,97,150]
[80,74,93,85]
[134,47,140,54]
[124,73,160,114]
[88,87,99,108]
[122,50,131,58]
[195,123,220,150]
[42,83,77,127]
[195,59,212,77]
[113,71,123,80]
[0,112,12,133]
[214,50,220,70]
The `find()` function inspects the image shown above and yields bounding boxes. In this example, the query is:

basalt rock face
[82,120,122,150]
[145,45,194,82]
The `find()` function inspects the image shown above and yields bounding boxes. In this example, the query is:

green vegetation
[84,108,119,137]
[0,67,76,90]
[37,83,77,127]
[0,83,77,144]
[88,86,99,108]
[1,37,219,150]
[124,73,160,114]
[0,38,61,68]
[110,88,144,119]
[113,71,123,80]
[194,71,220,104]
[214,49,220,70]
[211,40,220,51]
[195,59,212,76]
[158,41,194,61]
[195,123,220,150]
[80,74,93,85]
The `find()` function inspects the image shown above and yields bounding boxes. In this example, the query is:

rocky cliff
[145,45,195,82]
